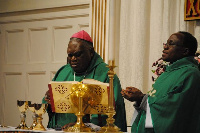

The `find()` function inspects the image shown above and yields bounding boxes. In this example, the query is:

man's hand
[121,87,145,104]
[44,90,51,104]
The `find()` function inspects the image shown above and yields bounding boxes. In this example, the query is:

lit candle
[108,0,115,60]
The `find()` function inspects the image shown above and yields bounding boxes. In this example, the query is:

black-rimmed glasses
[163,42,182,47]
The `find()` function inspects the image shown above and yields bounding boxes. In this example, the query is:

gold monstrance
[98,60,121,132]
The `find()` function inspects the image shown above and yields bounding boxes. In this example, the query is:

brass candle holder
[16,100,31,129]
[98,60,121,132]
[33,104,47,131]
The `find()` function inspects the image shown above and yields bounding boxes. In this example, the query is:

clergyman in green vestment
[42,30,127,132]
[121,31,200,133]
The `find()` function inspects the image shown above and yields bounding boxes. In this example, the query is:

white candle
[108,0,115,60]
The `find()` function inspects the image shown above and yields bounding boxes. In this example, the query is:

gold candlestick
[98,60,121,132]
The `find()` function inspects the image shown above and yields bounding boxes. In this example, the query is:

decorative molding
[3,72,23,125]
[4,72,22,75]
[26,71,46,102]
[5,29,24,65]
[0,14,89,24]
[52,25,73,63]
[29,27,48,31]
[27,71,46,75]
[6,29,24,33]
[0,2,90,24]
[0,4,89,17]
[28,27,48,64]
[54,25,73,30]
[79,23,89,29]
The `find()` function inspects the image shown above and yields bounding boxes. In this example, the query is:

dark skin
[67,38,94,73]
[121,32,190,104]
[121,87,145,104]
[162,33,189,63]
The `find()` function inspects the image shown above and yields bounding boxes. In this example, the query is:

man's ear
[90,47,95,57]
[183,48,189,56]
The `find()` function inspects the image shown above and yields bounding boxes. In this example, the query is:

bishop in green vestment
[122,31,200,133]
[42,30,127,132]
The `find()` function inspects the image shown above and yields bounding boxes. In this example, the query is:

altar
[0,126,64,133]
[0,126,106,133]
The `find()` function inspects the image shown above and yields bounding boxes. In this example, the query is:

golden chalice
[64,83,102,132]
[16,100,31,129]
[28,103,38,130]
[33,104,47,131]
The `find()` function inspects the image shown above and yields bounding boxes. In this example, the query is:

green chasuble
[132,56,200,133]
[42,52,127,132]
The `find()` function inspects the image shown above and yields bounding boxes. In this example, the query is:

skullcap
[71,30,93,43]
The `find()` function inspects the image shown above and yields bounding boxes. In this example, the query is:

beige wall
[0,0,90,13]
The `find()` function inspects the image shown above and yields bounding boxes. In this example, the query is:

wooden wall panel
[5,29,25,64]
[27,72,48,126]
[28,28,49,63]
[4,73,25,126]
[53,25,72,63]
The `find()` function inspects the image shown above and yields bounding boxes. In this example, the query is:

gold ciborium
[16,100,31,129]
[64,83,102,132]
[33,104,47,131]
[28,103,38,130]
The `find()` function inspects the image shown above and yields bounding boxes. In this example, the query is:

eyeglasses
[68,51,83,58]
[163,42,182,47]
